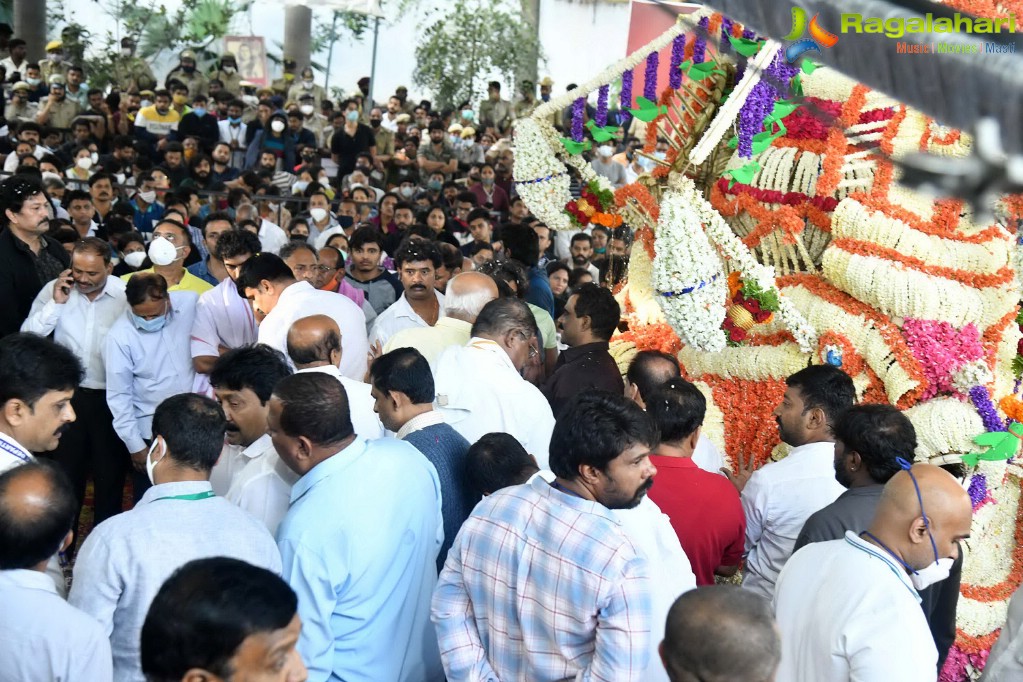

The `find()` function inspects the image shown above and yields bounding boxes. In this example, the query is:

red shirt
[648,454,746,585]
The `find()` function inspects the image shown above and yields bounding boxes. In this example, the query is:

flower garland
[736,49,796,158]
[565,179,622,228]
[571,97,585,142]
[669,34,686,89]
[595,84,609,128]
[902,319,986,400]
[905,397,987,462]
[971,385,1007,433]
[620,69,633,126]
[653,187,729,351]
[615,322,683,356]
[723,271,778,344]
[643,51,659,103]
[512,118,573,231]
[693,15,709,63]
[969,474,994,511]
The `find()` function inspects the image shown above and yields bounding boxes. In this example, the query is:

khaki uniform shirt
[165,68,208,98]
[112,57,156,93]
[479,98,513,134]
[211,70,243,96]
[40,97,82,130]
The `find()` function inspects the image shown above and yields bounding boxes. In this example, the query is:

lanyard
[0,437,32,464]
[154,491,215,502]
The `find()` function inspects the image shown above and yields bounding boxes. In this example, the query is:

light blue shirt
[277,436,445,682]
[104,290,198,453]
[69,480,282,682]
[0,569,112,682]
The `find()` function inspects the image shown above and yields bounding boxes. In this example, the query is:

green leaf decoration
[585,119,620,143]
[765,100,799,124]
[750,130,783,155]
[962,424,1023,467]
[790,75,804,98]
[1013,354,1023,378]
[628,96,668,123]
[728,36,764,58]
[801,58,818,75]
[726,135,738,149]
[560,137,591,155]
[725,161,761,188]
[685,61,725,80]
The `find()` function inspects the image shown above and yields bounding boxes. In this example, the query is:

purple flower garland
[596,84,609,127]
[693,16,709,63]
[669,34,686,89]
[736,49,798,158]
[967,474,989,511]
[970,385,1006,432]
[620,69,633,126]
[643,51,659,102]
[720,17,734,53]
[571,97,585,142]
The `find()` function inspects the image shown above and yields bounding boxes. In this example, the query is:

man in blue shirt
[501,222,555,318]
[270,372,445,681]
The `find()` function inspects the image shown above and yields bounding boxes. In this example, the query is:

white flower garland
[679,342,809,380]
[903,397,986,463]
[512,118,573,231]
[654,188,728,351]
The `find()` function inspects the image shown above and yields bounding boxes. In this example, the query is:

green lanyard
[153,491,216,502]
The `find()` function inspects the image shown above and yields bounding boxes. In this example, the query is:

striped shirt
[432,475,652,681]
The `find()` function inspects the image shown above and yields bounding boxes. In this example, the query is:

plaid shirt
[432,476,651,681]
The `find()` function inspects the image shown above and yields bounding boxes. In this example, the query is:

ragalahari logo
[784,7,839,62]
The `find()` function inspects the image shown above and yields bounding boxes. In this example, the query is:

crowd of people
[0,25,1021,682]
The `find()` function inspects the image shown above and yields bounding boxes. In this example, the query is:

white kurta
[224,434,299,536]
[433,338,555,469]
[774,532,937,682]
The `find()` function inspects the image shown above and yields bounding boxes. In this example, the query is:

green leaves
[962,423,1023,467]
[560,137,592,155]
[585,120,620,143]
[801,58,818,75]
[725,161,761,188]
[765,100,799,124]
[679,60,724,80]
[728,36,764,58]
[628,96,667,123]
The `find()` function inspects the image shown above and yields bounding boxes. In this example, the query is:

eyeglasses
[516,331,538,359]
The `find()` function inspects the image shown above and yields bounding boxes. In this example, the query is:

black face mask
[370,119,381,127]
[182,64,195,74]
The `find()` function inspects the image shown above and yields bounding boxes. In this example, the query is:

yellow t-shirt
[121,268,213,295]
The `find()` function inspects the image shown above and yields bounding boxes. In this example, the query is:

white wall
[58,0,633,104]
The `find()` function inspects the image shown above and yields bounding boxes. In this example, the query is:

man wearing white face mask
[589,143,626,188]
[286,66,327,107]
[70,392,281,682]
[104,272,197,502]
[774,462,972,682]
[121,218,213,295]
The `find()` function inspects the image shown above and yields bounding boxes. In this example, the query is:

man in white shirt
[70,393,282,682]
[217,98,247,169]
[236,202,288,255]
[191,228,261,377]
[625,350,724,473]
[370,239,445,347]
[105,273,197,501]
[22,237,129,525]
[383,270,498,369]
[237,253,369,381]
[287,314,384,439]
[209,344,295,534]
[774,463,972,682]
[0,461,112,681]
[727,364,855,600]
[433,297,555,468]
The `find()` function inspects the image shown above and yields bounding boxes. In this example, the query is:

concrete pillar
[519,0,541,86]
[13,0,46,62]
[283,5,313,72]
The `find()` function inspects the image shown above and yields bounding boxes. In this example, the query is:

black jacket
[0,227,70,339]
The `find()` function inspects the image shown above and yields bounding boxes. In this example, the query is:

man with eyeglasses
[433,297,555,470]
[774,462,972,681]
[121,218,213,296]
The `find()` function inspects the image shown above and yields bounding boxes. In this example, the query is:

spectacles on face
[516,331,538,359]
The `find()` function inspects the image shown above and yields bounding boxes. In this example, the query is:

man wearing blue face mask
[104,272,198,502]
[774,461,972,682]
[173,93,219,152]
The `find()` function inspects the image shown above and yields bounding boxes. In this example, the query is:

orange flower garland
[813,128,850,197]
[999,394,1023,423]
[617,322,682,356]
[708,375,788,469]
[615,182,660,221]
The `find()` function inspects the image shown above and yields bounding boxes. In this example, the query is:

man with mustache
[209,344,294,534]
[726,364,855,600]
[433,391,660,681]
[22,237,130,530]
[369,240,444,348]
[0,175,70,338]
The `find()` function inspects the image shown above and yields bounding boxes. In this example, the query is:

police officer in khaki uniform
[287,67,327,107]
[271,57,298,96]
[36,74,82,132]
[211,52,242,96]
[39,41,68,85]
[112,38,156,93]
[165,49,208,98]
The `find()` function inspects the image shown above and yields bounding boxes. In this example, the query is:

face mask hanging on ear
[146,438,165,485]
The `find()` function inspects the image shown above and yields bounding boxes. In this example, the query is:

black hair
[0,333,82,409]
[570,232,593,246]
[647,379,706,445]
[545,261,570,278]
[0,460,76,569]
[466,241,493,258]
[151,394,227,473]
[437,241,462,271]
[465,432,538,498]
[214,228,261,261]
[663,585,780,682]
[394,238,442,269]
[833,404,917,483]
[786,364,856,426]
[278,240,317,261]
[466,207,491,225]
[500,223,539,267]
[626,350,680,403]
[63,188,92,207]
[471,297,538,341]
[74,235,112,264]
[126,271,169,306]
[272,373,354,446]
[87,171,114,188]
[235,253,295,297]
[116,231,145,252]
[548,391,658,479]
[568,267,593,288]
[202,211,234,235]
[348,224,385,252]
[455,191,478,206]
[476,259,528,300]
[0,175,44,227]
[369,348,435,405]
[210,344,292,404]
[571,283,620,341]
[141,557,298,682]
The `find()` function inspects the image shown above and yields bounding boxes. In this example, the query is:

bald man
[774,463,972,682]
[286,315,384,439]
[661,585,780,682]
[383,271,499,369]
[0,461,113,679]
